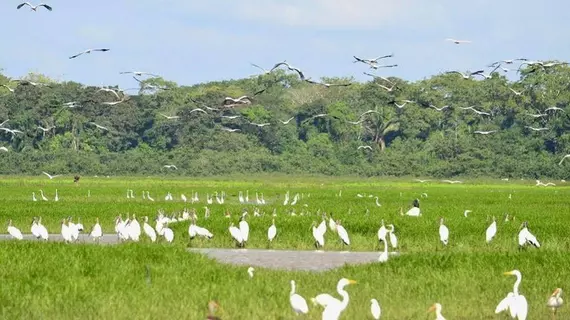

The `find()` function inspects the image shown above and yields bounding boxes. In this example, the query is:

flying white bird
[357,145,373,151]
[159,113,179,120]
[221,127,240,132]
[17,2,52,11]
[249,122,271,127]
[69,48,110,59]
[559,154,570,166]
[189,108,207,114]
[42,171,61,179]
[445,38,471,44]
[163,165,177,169]
[430,104,449,111]
[120,71,159,77]
[525,126,549,132]
[508,88,524,96]
[279,117,295,125]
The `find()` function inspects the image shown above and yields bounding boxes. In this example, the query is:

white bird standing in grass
[247,267,255,279]
[547,288,563,319]
[54,189,59,202]
[239,214,250,245]
[32,192,37,201]
[161,223,174,243]
[36,217,48,240]
[370,298,381,319]
[311,221,325,249]
[377,220,387,243]
[518,221,540,248]
[229,222,244,247]
[311,293,339,308]
[336,220,350,248]
[496,270,528,320]
[61,218,72,243]
[127,214,141,241]
[486,216,497,243]
[321,278,357,320]
[387,224,398,249]
[90,218,102,242]
[428,303,446,320]
[378,238,389,263]
[328,214,337,233]
[267,218,277,242]
[39,189,48,201]
[439,217,449,246]
[7,220,23,240]
[289,280,309,315]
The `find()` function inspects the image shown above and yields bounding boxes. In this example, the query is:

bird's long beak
[427,304,436,312]
[552,288,561,296]
[348,279,357,285]
[503,271,514,276]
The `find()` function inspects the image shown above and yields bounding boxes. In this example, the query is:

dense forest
[0,62,569,179]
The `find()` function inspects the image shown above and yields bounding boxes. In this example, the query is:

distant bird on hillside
[120,71,159,77]
[69,48,110,59]
[559,154,570,166]
[445,38,471,44]
[17,2,52,11]
[474,130,497,135]
[279,117,295,125]
[88,122,109,131]
[525,126,549,132]
[159,113,179,120]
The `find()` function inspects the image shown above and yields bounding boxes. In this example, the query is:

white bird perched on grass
[311,221,325,249]
[387,224,398,249]
[289,280,309,315]
[321,278,357,320]
[518,221,540,248]
[486,216,497,243]
[7,220,23,240]
[69,48,110,59]
[229,222,244,247]
[370,299,381,319]
[17,2,52,11]
[428,303,446,320]
[90,218,102,242]
[336,220,350,248]
[496,270,528,320]
[311,293,339,308]
[247,266,255,279]
[547,288,563,318]
[439,217,449,246]
[267,218,277,242]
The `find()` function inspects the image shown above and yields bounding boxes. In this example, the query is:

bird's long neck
[383,239,388,253]
[290,282,296,296]
[337,287,350,310]
[513,274,521,295]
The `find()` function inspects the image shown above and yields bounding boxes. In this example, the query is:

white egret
[142,216,156,242]
[229,222,244,247]
[336,220,350,247]
[428,303,446,320]
[321,278,357,320]
[378,239,389,263]
[439,217,449,246]
[90,217,102,242]
[370,299,381,319]
[247,266,255,279]
[311,221,325,249]
[311,294,339,308]
[289,280,309,315]
[498,270,528,320]
[267,218,277,242]
[547,288,563,318]
[7,220,23,240]
[377,219,387,243]
[239,214,250,244]
[486,216,497,243]
[518,221,540,248]
[387,224,398,249]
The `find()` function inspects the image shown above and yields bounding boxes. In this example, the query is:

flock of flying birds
[2,2,570,162]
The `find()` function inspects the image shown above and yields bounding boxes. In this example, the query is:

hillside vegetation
[1,64,569,178]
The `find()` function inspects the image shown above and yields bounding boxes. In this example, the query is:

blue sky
[0,1,568,89]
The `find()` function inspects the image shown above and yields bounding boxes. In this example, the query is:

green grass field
[0,176,567,319]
